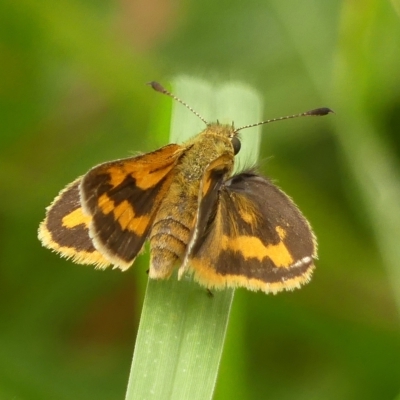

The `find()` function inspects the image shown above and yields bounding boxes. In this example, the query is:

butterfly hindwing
[38,178,112,268]
[80,143,184,270]
[187,171,316,294]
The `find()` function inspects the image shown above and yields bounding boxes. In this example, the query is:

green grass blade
[333,2,400,311]
[125,76,262,400]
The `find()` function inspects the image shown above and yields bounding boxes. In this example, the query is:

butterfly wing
[38,178,112,268]
[186,171,316,294]
[80,143,184,270]
[39,143,184,270]
[179,153,233,277]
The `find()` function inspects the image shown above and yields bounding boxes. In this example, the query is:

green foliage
[1,0,400,399]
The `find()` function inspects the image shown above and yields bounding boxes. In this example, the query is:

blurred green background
[1,0,400,399]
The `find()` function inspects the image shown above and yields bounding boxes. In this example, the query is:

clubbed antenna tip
[148,81,167,94]
[235,106,334,132]
[305,107,334,116]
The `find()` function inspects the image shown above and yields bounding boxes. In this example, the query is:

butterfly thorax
[179,125,235,179]
[148,125,235,279]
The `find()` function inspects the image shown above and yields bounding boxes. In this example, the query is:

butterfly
[38,81,332,294]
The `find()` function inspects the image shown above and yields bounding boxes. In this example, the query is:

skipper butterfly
[38,82,332,294]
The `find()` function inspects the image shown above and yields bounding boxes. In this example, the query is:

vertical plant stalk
[333,2,400,311]
[125,76,262,400]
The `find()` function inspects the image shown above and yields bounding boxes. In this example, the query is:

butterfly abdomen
[148,179,199,279]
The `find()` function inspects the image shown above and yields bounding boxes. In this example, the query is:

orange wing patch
[97,194,151,236]
[219,227,294,267]
[61,207,91,228]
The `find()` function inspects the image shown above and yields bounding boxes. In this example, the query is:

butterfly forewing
[179,153,233,277]
[80,144,184,270]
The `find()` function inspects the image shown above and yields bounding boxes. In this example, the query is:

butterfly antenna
[148,81,209,125]
[235,107,334,133]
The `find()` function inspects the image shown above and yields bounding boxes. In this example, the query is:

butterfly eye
[231,136,241,155]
